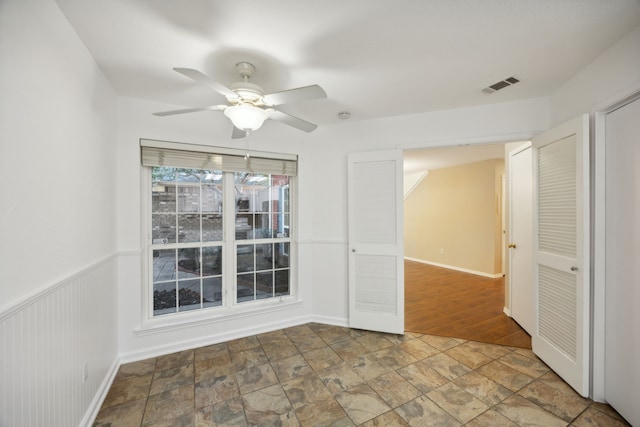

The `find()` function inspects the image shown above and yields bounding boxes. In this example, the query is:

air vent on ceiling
[482,76,520,94]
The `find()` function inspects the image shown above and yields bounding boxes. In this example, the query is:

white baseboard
[503,307,511,317]
[80,358,120,427]
[119,314,315,364]
[405,257,503,279]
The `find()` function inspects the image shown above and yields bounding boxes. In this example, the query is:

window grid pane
[150,166,293,316]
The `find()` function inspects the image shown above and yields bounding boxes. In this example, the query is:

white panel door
[347,150,404,334]
[508,143,534,336]
[604,97,640,426]
[532,114,589,397]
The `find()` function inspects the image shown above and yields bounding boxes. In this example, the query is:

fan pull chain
[244,131,251,163]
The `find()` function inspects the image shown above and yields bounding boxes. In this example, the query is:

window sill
[134,296,302,336]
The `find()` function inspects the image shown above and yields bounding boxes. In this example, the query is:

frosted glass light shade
[224,104,269,131]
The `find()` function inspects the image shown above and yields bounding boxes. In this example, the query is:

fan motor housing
[229,81,264,103]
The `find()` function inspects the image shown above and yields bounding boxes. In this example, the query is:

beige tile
[427,382,489,424]
[145,411,193,427]
[253,411,300,427]
[316,326,353,345]
[149,363,194,395]
[101,374,153,408]
[94,398,147,427]
[115,358,156,381]
[493,394,567,427]
[421,352,472,381]
[572,405,632,427]
[498,352,550,378]
[359,410,409,426]
[463,340,513,359]
[289,333,327,353]
[398,339,440,360]
[368,371,421,408]
[349,354,391,382]
[445,342,493,369]
[384,334,416,345]
[155,349,194,371]
[302,345,343,371]
[477,360,535,392]
[242,384,293,425]
[355,333,395,352]
[271,354,314,382]
[142,385,194,426]
[195,374,239,408]
[396,361,449,393]
[373,346,418,370]
[262,342,300,362]
[257,329,288,344]
[284,325,327,353]
[194,342,229,361]
[195,396,247,427]
[195,352,234,383]
[330,338,369,360]
[235,363,279,394]
[282,324,316,340]
[589,401,630,422]
[518,380,589,421]
[294,398,352,427]
[231,346,269,370]
[538,370,586,398]
[318,361,365,395]
[227,335,260,353]
[453,370,512,406]
[282,372,333,408]
[419,334,464,351]
[465,409,519,427]
[335,383,391,425]
[395,395,461,427]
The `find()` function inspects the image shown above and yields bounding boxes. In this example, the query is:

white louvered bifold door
[532,114,590,397]
[347,150,404,334]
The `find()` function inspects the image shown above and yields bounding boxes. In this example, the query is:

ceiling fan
[153,62,327,139]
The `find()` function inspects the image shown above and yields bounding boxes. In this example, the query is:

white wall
[0,0,119,425]
[301,97,549,322]
[550,25,640,125]
[115,97,317,360]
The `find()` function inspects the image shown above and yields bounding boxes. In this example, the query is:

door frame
[592,84,640,401]
[400,134,535,318]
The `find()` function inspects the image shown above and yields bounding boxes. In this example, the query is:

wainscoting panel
[0,254,118,427]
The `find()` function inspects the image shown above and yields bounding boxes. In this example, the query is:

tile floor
[93,323,630,426]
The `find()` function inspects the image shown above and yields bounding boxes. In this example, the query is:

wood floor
[405,260,532,349]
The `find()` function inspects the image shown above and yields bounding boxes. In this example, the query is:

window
[141,139,296,320]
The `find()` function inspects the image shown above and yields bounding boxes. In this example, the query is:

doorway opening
[402,143,531,348]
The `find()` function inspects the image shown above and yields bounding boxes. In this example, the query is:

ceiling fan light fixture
[224,104,269,131]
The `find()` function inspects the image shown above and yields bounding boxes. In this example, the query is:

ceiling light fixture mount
[337,111,351,120]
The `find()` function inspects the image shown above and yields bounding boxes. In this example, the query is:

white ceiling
[404,143,512,174]
[54,0,640,173]
[55,0,640,131]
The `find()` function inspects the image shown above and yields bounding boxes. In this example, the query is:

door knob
[508,243,517,249]
[571,266,578,271]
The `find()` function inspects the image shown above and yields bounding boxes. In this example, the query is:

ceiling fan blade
[152,105,225,116]
[231,126,247,139]
[173,68,237,99]
[263,85,326,106]
[269,109,318,133]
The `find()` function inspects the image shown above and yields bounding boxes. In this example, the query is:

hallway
[405,261,531,348]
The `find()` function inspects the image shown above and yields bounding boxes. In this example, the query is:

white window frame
[138,139,299,332]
